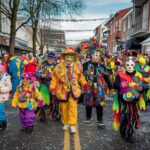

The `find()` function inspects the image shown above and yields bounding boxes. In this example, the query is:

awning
[126,38,141,49]
[141,37,150,46]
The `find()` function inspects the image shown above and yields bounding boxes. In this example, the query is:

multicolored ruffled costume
[83,61,113,122]
[35,60,56,121]
[136,58,150,103]
[113,71,145,141]
[12,80,41,131]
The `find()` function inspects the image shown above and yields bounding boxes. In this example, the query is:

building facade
[42,29,66,54]
[0,0,33,56]
[125,0,150,53]
[95,22,108,50]
[104,8,131,53]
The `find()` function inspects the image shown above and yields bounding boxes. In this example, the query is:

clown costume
[12,72,42,133]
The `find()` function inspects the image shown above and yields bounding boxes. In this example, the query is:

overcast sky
[57,0,133,45]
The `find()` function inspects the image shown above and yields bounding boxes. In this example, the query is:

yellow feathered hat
[61,48,78,61]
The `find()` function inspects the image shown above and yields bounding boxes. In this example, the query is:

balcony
[127,15,149,37]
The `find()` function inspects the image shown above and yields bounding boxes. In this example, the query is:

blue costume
[9,57,23,96]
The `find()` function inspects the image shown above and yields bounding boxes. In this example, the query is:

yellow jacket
[12,82,41,109]
[50,62,87,101]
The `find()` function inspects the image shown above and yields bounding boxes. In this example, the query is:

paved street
[0,100,150,150]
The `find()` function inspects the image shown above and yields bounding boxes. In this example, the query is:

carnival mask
[91,51,100,63]
[65,55,74,62]
[126,57,135,73]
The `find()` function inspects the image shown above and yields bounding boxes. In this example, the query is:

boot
[40,109,46,122]
[126,135,134,143]
[120,128,126,139]
[1,121,7,131]
[27,126,34,134]
[0,122,2,129]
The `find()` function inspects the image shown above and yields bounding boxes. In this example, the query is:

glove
[50,88,56,95]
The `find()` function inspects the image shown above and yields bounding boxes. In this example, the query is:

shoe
[85,119,91,123]
[97,121,105,127]
[20,128,27,133]
[27,126,34,134]
[70,126,76,134]
[63,125,69,131]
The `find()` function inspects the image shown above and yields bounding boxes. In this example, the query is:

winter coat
[50,62,87,102]
[0,73,12,103]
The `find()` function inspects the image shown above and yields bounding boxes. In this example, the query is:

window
[128,15,131,29]
[142,1,149,30]
[123,20,126,32]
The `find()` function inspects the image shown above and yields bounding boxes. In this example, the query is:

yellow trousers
[59,96,77,125]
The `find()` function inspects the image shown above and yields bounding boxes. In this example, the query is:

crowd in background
[0,41,149,143]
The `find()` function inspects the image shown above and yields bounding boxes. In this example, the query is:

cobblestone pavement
[0,100,150,150]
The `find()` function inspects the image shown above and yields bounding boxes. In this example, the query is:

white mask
[126,57,135,73]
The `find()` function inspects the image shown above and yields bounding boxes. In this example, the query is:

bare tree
[25,0,85,57]
[0,0,84,56]
[0,0,32,56]
[36,28,46,55]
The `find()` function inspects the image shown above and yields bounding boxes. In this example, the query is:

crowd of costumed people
[0,36,149,143]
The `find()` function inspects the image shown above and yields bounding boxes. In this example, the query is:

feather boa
[113,90,121,131]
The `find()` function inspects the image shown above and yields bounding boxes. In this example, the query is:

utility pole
[0,1,2,56]
[0,0,1,32]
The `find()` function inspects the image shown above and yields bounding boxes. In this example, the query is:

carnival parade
[0,0,150,150]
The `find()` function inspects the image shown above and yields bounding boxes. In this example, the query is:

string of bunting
[40,18,107,22]
[48,39,83,41]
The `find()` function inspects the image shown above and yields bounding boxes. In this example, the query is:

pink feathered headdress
[22,72,36,81]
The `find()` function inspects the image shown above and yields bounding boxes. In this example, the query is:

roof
[122,8,133,20]
[105,7,132,26]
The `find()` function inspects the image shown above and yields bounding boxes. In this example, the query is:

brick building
[105,8,131,53]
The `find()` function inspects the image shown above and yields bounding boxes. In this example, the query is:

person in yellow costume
[50,48,88,133]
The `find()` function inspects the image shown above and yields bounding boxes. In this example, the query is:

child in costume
[113,57,146,143]
[50,48,88,133]
[0,64,12,131]
[83,49,114,127]
[35,52,57,122]
[12,72,42,133]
